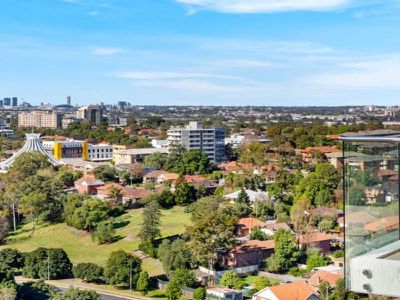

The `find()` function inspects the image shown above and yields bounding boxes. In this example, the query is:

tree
[220,271,245,289]
[236,188,250,205]
[93,165,118,182]
[23,248,73,280]
[318,281,330,300]
[52,287,101,300]
[306,251,326,271]
[185,196,237,267]
[152,190,175,209]
[330,278,345,300]
[318,217,336,232]
[193,287,206,300]
[144,152,168,170]
[253,276,272,291]
[136,271,150,295]
[73,263,103,282]
[93,221,115,244]
[108,186,123,206]
[166,269,197,300]
[138,201,161,256]
[157,239,192,274]
[105,250,141,288]
[66,198,109,232]
[250,227,269,241]
[19,280,58,300]
[174,175,197,206]
[0,217,9,244]
[9,152,50,178]
[239,143,267,166]
[290,196,311,235]
[266,230,300,273]
[348,185,366,206]
[0,249,23,270]
[20,192,47,235]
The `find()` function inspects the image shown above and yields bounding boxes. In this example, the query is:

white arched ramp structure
[0,133,59,171]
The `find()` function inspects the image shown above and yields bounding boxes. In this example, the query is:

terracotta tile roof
[96,183,124,195]
[75,176,105,187]
[377,169,398,177]
[184,175,207,183]
[231,240,275,254]
[308,207,342,218]
[123,187,151,199]
[258,281,317,300]
[301,146,340,154]
[161,172,179,181]
[364,216,399,232]
[308,270,343,288]
[237,218,266,230]
[298,232,335,244]
[218,161,255,172]
[144,170,168,179]
[264,222,293,233]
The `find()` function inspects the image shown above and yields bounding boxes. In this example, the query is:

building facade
[76,105,104,124]
[18,111,62,129]
[341,130,400,298]
[167,121,225,163]
[113,148,169,165]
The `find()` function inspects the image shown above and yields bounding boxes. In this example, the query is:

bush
[166,269,197,300]
[23,248,72,280]
[306,252,326,272]
[52,287,101,300]
[105,250,141,288]
[249,228,269,241]
[73,263,103,282]
[0,248,24,269]
[193,287,206,300]
[253,276,272,291]
[92,221,115,244]
[136,271,150,295]
[220,271,245,289]
[19,280,57,299]
[289,266,306,277]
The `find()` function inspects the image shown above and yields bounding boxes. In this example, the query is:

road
[15,276,150,300]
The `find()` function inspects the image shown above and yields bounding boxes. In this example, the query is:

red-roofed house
[226,240,275,268]
[298,232,335,254]
[308,270,343,290]
[299,146,341,163]
[74,176,105,195]
[253,281,319,300]
[236,218,266,237]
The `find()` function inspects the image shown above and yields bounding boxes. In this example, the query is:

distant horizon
[2,1,400,106]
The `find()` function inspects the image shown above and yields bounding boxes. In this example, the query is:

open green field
[1,206,191,276]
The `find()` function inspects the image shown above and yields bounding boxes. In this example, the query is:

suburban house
[74,176,105,195]
[298,232,335,254]
[143,170,179,185]
[96,183,151,205]
[262,221,293,236]
[171,175,218,194]
[252,281,319,300]
[224,189,269,204]
[224,240,275,268]
[299,146,340,164]
[308,270,343,294]
[307,207,343,219]
[236,218,266,237]
[206,287,243,300]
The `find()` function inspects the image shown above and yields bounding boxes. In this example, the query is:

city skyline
[1,0,400,106]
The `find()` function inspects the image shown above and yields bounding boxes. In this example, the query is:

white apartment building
[88,143,113,161]
[167,121,225,163]
[18,111,62,129]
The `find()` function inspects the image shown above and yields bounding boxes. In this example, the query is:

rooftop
[340,130,400,142]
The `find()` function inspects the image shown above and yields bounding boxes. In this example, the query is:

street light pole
[130,259,133,293]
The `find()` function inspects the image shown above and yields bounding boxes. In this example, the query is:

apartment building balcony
[341,130,400,298]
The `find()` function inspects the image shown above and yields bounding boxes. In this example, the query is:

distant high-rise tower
[12,97,18,107]
[3,98,11,106]
[67,96,71,106]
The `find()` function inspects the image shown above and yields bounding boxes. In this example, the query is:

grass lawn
[244,275,281,286]
[1,206,191,276]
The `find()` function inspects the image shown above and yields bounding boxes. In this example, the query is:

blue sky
[1,0,400,106]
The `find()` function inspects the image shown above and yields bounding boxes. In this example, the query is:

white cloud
[305,54,400,89]
[203,59,276,69]
[91,47,128,56]
[86,10,100,16]
[176,0,356,13]
[112,71,244,81]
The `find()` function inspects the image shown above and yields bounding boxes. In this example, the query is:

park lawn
[1,206,191,276]
[244,275,281,286]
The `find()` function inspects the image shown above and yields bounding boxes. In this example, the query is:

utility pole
[129,259,133,293]
[47,249,50,281]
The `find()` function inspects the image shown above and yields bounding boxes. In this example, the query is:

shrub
[136,271,150,295]
[0,248,24,269]
[104,250,141,288]
[193,287,206,300]
[73,263,103,282]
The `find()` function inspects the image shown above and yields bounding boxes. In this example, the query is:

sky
[1,0,400,106]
